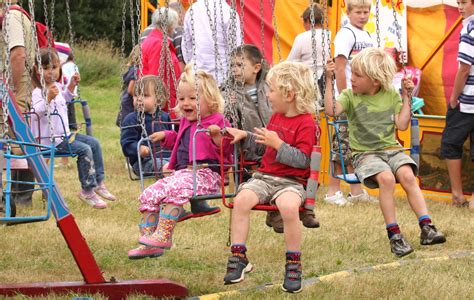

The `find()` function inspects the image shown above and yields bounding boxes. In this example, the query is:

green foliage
[74,40,121,86]
[23,0,142,52]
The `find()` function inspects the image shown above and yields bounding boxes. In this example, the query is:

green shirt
[338,88,402,153]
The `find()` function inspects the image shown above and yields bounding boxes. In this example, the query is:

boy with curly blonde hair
[222,61,318,293]
[325,47,446,258]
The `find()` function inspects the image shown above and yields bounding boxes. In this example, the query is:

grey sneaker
[281,261,303,293]
[420,224,446,245]
[389,234,414,257]
[223,254,253,285]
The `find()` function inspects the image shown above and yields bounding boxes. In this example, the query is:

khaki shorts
[238,172,305,205]
[352,150,418,189]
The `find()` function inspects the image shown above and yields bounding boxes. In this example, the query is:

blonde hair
[351,47,397,91]
[347,0,371,11]
[127,44,141,67]
[134,75,169,108]
[178,64,224,114]
[267,61,317,114]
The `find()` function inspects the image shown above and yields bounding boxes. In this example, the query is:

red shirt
[258,113,316,179]
[141,29,182,117]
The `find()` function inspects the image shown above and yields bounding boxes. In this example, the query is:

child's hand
[253,127,283,150]
[401,75,414,99]
[139,145,150,158]
[207,125,222,137]
[47,85,59,102]
[325,58,335,78]
[68,72,80,92]
[149,131,165,143]
[225,127,248,144]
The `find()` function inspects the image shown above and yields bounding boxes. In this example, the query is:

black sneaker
[223,254,253,285]
[389,234,414,257]
[281,261,303,293]
[190,200,221,218]
[420,224,446,245]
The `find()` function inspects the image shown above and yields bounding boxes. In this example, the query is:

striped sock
[286,251,301,262]
[386,223,401,239]
[418,215,432,228]
[231,244,247,255]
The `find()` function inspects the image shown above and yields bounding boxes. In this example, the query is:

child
[229,44,319,231]
[127,64,232,259]
[329,0,375,205]
[440,0,474,211]
[324,47,446,257]
[120,75,173,177]
[116,44,140,127]
[222,61,317,293]
[31,48,116,209]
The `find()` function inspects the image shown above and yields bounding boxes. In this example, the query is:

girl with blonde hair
[128,65,233,259]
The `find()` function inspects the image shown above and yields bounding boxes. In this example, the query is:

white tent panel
[406,0,457,7]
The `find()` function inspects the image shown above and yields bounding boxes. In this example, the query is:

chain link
[376,0,381,48]
[269,0,281,63]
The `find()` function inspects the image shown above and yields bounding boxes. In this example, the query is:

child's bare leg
[373,171,397,224]
[231,189,259,245]
[446,159,466,205]
[395,165,428,217]
[470,193,474,211]
[275,192,302,251]
[347,165,364,195]
[161,203,183,216]
[327,165,341,195]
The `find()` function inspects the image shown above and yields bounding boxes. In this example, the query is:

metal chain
[309,0,320,141]
[390,0,411,112]
[65,0,82,100]
[269,0,281,63]
[134,0,147,137]
[117,0,128,126]
[1,0,13,138]
[188,2,202,127]
[376,0,381,48]
[17,0,33,112]
[41,0,55,145]
[129,0,136,47]
[259,0,265,59]
[204,0,222,84]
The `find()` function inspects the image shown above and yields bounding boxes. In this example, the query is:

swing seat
[335,173,360,184]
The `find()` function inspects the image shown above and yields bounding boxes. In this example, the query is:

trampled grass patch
[0,48,472,299]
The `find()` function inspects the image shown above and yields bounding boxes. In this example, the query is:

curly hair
[267,61,317,114]
[178,64,224,114]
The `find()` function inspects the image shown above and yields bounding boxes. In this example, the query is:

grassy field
[0,43,473,299]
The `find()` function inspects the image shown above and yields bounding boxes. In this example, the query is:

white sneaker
[324,191,350,206]
[347,189,378,203]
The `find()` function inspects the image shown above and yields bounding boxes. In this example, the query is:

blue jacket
[120,111,172,166]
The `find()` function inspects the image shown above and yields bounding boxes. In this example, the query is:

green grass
[0,44,473,299]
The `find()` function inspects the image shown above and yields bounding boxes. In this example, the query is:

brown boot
[299,209,320,228]
[265,211,283,233]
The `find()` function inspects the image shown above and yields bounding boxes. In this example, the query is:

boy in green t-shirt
[324,47,446,257]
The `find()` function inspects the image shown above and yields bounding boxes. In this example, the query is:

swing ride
[0,0,471,297]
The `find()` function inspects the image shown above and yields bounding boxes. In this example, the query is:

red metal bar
[0,279,187,299]
[56,215,106,284]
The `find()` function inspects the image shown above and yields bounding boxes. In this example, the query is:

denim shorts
[440,105,474,161]
[238,172,305,205]
[352,150,418,189]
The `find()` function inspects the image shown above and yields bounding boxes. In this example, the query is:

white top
[31,83,74,146]
[61,61,79,96]
[333,23,374,91]
[458,15,474,113]
[181,0,242,85]
[287,29,331,80]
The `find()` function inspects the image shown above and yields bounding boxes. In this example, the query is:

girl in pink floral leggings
[128,65,233,259]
